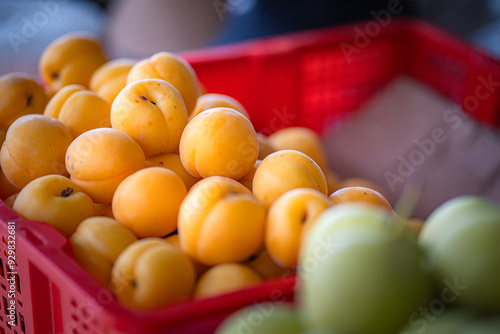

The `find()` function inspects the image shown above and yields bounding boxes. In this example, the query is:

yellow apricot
[0,115,73,188]
[266,188,332,269]
[146,153,200,190]
[239,160,261,191]
[164,234,209,277]
[112,167,187,238]
[253,150,327,208]
[111,79,188,158]
[3,193,18,209]
[90,59,135,103]
[190,93,250,121]
[39,33,107,95]
[0,166,19,200]
[179,108,258,180]
[126,52,201,114]
[328,186,392,212]
[326,169,342,194]
[245,250,289,279]
[0,73,47,130]
[13,175,95,237]
[0,129,5,147]
[44,84,86,118]
[194,263,262,299]
[45,86,111,137]
[111,238,196,310]
[257,133,276,160]
[340,177,389,198]
[178,176,266,266]
[269,127,328,172]
[70,216,138,286]
[65,128,145,204]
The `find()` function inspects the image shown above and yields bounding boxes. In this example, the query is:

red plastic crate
[0,19,499,334]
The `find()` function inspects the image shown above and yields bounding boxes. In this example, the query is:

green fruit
[298,203,430,334]
[419,196,500,312]
[216,303,304,334]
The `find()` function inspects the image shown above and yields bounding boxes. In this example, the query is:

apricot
[340,177,388,198]
[190,93,250,121]
[39,33,107,95]
[3,193,18,209]
[13,175,95,237]
[112,167,187,238]
[0,129,5,147]
[325,169,342,194]
[178,176,266,266]
[0,114,73,188]
[126,52,201,114]
[245,249,289,279]
[269,127,328,172]
[111,79,188,157]
[70,216,137,286]
[111,238,196,310]
[253,150,327,208]
[146,153,200,190]
[65,128,145,204]
[194,263,262,299]
[238,160,261,191]
[0,166,19,200]
[266,188,332,269]
[90,59,135,103]
[164,234,209,277]
[179,108,258,180]
[44,84,86,118]
[329,187,392,212]
[257,133,276,160]
[44,85,111,137]
[0,73,47,130]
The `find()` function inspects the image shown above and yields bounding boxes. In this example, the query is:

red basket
[1,18,499,334]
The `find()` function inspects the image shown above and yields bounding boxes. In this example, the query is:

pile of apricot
[0,33,419,310]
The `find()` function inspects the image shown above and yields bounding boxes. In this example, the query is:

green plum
[216,303,304,334]
[298,203,430,334]
[419,196,500,312]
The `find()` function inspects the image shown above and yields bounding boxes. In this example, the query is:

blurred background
[1,0,500,76]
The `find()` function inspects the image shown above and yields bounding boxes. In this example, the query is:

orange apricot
[0,73,47,130]
[111,79,188,158]
[146,153,200,190]
[253,150,327,208]
[90,59,135,103]
[328,186,392,211]
[44,85,111,137]
[194,263,262,299]
[65,128,145,204]
[112,167,187,238]
[269,126,328,172]
[179,108,258,180]
[190,93,250,121]
[126,52,201,114]
[0,115,73,188]
[39,33,107,95]
[70,216,138,286]
[13,175,95,237]
[178,176,266,266]
[266,188,332,269]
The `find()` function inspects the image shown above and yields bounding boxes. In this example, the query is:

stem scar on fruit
[61,187,73,197]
